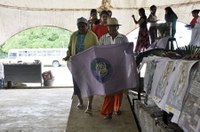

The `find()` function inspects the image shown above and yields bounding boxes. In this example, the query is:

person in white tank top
[148,5,158,44]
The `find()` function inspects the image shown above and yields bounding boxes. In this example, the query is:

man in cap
[99,17,129,119]
[63,17,98,113]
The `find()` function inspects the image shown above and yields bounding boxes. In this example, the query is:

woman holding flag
[63,17,98,114]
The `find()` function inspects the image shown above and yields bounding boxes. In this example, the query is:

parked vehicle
[4,48,67,67]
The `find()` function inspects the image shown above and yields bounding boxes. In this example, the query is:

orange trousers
[100,92,123,115]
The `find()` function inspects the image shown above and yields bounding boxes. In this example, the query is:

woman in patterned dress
[132,8,150,53]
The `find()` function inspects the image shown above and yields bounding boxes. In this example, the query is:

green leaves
[176,45,200,59]
[177,45,200,55]
[1,27,71,55]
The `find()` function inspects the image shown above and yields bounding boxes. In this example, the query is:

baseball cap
[77,17,88,25]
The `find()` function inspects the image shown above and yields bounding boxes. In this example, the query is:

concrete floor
[0,88,139,132]
[66,95,139,132]
[0,88,73,131]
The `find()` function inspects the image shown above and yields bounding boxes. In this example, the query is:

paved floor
[0,88,73,131]
[66,94,139,132]
[0,88,139,132]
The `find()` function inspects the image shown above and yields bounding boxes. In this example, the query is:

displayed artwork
[143,61,157,92]
[155,60,174,98]
[142,56,200,131]
[165,60,198,123]
[143,60,157,105]
[178,66,200,132]
[150,58,176,104]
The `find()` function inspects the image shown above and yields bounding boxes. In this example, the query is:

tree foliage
[0,26,71,57]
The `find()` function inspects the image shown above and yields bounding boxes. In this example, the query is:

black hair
[90,9,97,15]
[192,9,200,14]
[100,10,109,16]
[150,5,156,10]
[139,8,146,17]
[107,9,112,16]
[165,7,178,19]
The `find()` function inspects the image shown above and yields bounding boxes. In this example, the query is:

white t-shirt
[189,17,200,46]
[0,63,4,79]
[148,14,157,27]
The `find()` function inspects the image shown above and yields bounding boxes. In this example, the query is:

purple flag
[68,42,139,97]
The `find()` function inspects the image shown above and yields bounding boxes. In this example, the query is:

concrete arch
[0,0,199,45]
[1,25,72,47]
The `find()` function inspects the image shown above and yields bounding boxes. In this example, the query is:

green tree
[1,26,72,56]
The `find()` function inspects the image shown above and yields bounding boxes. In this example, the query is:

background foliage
[0,26,71,58]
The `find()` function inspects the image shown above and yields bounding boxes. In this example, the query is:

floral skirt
[135,28,150,53]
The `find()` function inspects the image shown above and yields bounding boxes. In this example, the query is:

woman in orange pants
[100,91,123,119]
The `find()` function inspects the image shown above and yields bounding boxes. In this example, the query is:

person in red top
[190,10,200,28]
[186,9,200,28]
[92,10,109,39]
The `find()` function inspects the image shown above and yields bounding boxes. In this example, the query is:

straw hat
[107,17,121,26]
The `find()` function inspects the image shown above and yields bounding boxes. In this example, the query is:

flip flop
[76,104,84,110]
[85,108,92,114]
[104,114,112,120]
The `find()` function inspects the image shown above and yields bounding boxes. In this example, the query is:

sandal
[76,104,84,110]
[85,108,92,114]
[114,110,121,115]
[104,114,112,120]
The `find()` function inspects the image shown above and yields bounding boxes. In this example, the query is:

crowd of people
[63,6,200,120]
